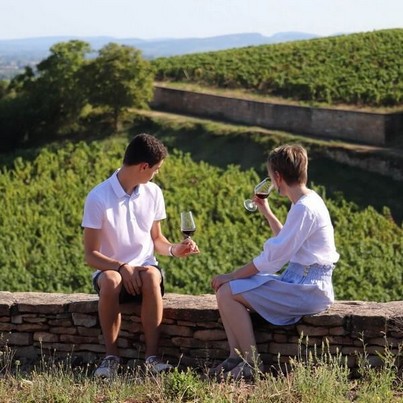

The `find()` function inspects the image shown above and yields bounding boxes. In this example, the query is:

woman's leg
[216,283,258,362]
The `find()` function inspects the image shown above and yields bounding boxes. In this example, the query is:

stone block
[22,316,47,323]
[328,326,348,335]
[255,331,273,343]
[33,332,59,343]
[72,313,97,327]
[161,324,193,337]
[48,319,73,327]
[0,323,13,331]
[11,315,23,324]
[171,337,197,348]
[193,329,227,341]
[50,327,77,335]
[7,332,32,345]
[0,292,14,315]
[60,335,99,344]
[296,325,329,337]
[351,315,387,338]
[77,327,100,337]
[15,324,47,332]
[303,313,345,327]
[13,345,39,360]
[272,333,288,343]
[269,343,299,356]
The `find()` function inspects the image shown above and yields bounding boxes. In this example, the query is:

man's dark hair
[123,133,168,166]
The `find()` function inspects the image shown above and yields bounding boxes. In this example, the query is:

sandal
[224,361,264,381]
[208,356,243,377]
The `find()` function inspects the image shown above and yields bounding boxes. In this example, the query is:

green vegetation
[0,40,154,152]
[0,29,402,300]
[0,119,401,301]
[0,339,402,401]
[152,29,403,107]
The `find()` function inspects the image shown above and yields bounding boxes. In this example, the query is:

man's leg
[97,271,123,357]
[139,266,164,358]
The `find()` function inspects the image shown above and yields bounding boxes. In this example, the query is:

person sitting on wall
[82,133,200,378]
[210,144,339,379]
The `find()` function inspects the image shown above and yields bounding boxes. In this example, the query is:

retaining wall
[151,86,403,146]
[0,292,402,371]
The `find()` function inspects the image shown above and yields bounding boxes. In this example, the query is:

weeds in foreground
[0,340,402,402]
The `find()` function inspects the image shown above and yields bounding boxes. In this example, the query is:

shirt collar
[110,169,141,198]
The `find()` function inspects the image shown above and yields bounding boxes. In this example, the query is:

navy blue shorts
[93,265,165,304]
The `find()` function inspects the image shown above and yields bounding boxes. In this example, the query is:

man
[82,133,199,378]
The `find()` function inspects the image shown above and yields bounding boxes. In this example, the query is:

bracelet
[168,245,176,257]
[117,263,127,273]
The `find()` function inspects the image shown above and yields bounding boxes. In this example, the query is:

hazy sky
[0,0,401,40]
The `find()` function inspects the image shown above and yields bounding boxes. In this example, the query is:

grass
[1,341,402,402]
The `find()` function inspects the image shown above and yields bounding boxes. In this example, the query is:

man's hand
[119,264,149,295]
[172,238,200,257]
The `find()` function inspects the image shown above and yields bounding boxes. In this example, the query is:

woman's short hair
[268,144,308,185]
[123,133,168,167]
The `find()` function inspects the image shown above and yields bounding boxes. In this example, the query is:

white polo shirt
[82,170,166,278]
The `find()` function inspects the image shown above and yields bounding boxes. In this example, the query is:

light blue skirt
[230,262,335,325]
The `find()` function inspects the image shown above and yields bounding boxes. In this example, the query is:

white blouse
[253,191,339,274]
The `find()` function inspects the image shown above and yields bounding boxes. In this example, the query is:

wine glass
[180,211,196,238]
[244,177,273,212]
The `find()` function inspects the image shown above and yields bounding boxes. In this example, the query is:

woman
[210,144,339,379]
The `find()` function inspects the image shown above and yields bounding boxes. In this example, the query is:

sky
[0,0,401,40]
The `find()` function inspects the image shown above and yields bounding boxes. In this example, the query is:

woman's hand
[253,196,271,216]
[211,273,233,292]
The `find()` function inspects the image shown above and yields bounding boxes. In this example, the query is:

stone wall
[0,292,402,372]
[151,86,403,146]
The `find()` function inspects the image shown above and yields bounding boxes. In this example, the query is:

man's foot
[145,355,173,374]
[94,355,120,378]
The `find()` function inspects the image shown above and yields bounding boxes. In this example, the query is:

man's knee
[98,270,122,294]
[141,266,162,289]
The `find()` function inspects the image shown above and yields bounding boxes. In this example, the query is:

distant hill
[0,32,319,60]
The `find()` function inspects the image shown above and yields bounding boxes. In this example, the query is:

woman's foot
[208,356,243,377]
[224,360,264,381]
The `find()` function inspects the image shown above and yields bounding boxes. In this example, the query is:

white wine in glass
[244,177,273,212]
[180,211,196,238]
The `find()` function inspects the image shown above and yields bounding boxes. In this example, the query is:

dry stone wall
[0,292,402,372]
[151,86,403,146]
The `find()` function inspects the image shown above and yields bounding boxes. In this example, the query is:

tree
[82,43,154,132]
[0,80,9,100]
[9,40,91,142]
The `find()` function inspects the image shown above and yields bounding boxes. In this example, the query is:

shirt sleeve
[81,192,104,229]
[153,185,167,221]
[253,203,317,273]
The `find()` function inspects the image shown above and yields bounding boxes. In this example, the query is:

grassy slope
[130,110,403,225]
[152,29,403,107]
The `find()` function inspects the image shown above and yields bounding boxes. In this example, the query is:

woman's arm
[254,198,283,235]
[211,261,258,291]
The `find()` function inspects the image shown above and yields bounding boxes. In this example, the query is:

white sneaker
[94,355,120,378]
[145,356,173,374]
